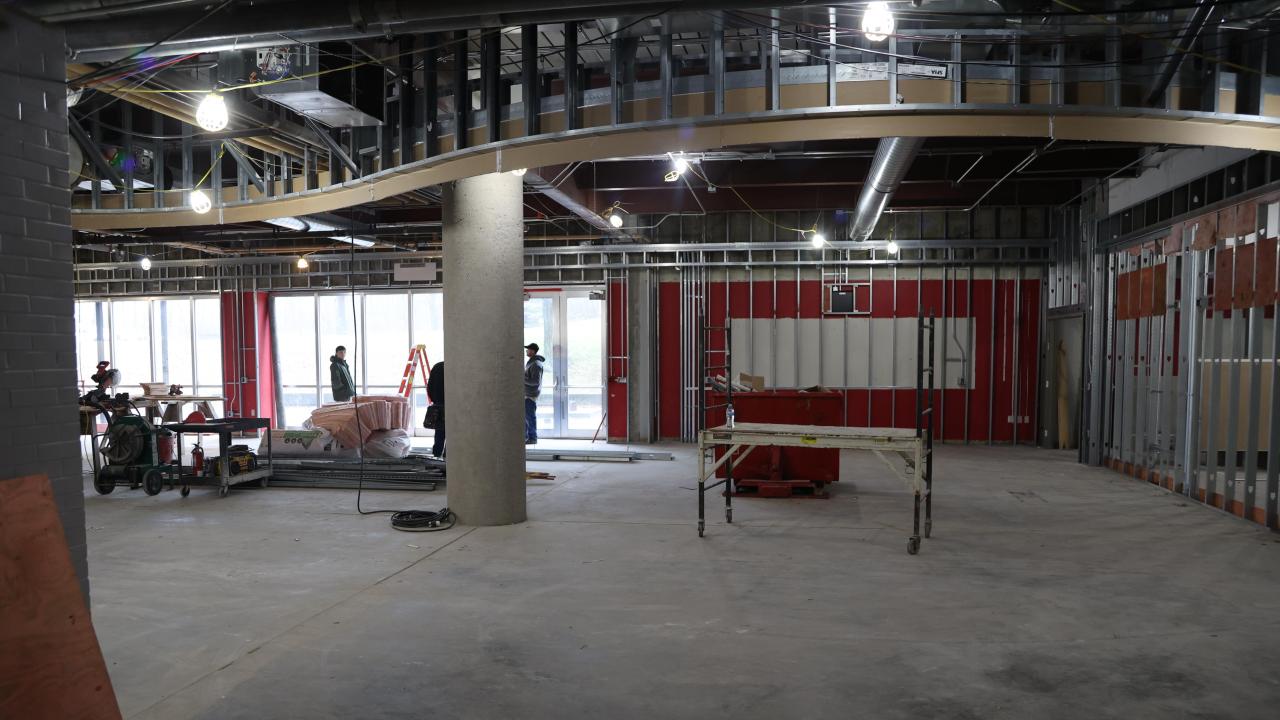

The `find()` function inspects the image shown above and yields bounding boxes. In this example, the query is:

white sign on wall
[393,261,438,282]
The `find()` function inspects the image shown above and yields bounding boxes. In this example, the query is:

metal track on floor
[525,448,673,462]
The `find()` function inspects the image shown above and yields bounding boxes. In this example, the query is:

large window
[270,289,604,438]
[74,297,223,413]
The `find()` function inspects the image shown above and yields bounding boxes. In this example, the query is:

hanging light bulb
[672,156,689,175]
[139,256,152,271]
[609,212,624,228]
[196,93,229,132]
[189,189,212,214]
[862,2,895,42]
[510,167,527,177]
[810,231,826,248]
[886,239,900,255]
[297,256,310,270]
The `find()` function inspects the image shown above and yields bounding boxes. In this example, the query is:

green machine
[95,414,172,496]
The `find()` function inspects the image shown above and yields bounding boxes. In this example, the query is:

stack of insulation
[306,395,412,449]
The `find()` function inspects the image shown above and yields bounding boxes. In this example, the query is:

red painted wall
[220,292,275,424]
[648,277,1041,443]
[606,281,628,441]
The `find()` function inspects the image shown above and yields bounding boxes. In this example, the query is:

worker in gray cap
[523,343,545,445]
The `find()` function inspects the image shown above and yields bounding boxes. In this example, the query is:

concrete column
[443,173,527,525]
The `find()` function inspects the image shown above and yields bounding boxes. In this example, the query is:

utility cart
[165,417,273,497]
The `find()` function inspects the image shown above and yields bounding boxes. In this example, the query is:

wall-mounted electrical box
[824,283,871,315]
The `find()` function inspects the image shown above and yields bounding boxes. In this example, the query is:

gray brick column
[0,10,85,599]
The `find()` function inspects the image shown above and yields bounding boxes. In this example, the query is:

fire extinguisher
[191,444,204,475]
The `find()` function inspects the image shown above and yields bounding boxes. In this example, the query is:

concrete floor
[83,444,1280,719]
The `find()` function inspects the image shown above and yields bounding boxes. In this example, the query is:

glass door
[523,289,605,439]
[562,291,605,438]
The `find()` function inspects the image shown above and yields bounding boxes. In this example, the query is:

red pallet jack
[729,446,831,498]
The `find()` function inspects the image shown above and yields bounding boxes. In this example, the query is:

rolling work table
[696,422,934,554]
[165,417,273,497]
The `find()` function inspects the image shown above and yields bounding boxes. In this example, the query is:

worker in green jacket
[330,345,355,402]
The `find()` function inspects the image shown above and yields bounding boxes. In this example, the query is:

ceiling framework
[46,0,1280,266]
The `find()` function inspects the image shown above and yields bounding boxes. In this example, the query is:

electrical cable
[68,0,234,87]
[344,214,456,532]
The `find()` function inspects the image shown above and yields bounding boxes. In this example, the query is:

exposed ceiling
[46,0,1246,264]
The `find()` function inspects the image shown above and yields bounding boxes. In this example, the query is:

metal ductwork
[847,136,923,242]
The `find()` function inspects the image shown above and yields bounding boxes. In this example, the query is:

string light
[886,239,900,255]
[189,189,212,214]
[672,155,689,175]
[195,93,229,132]
[810,231,826,248]
[862,2,895,42]
[604,202,627,228]
[296,256,310,270]
[139,256,152,271]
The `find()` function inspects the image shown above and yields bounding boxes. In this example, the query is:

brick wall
[0,10,85,598]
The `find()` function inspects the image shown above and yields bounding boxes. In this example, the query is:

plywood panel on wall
[781,83,827,110]
[1198,360,1274,448]
[900,78,952,104]
[837,81,890,105]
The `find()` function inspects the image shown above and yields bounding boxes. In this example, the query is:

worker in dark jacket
[524,343,545,444]
[330,346,355,402]
[427,361,445,458]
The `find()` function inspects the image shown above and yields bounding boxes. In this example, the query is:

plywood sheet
[1116,270,1132,320]
[1234,243,1256,309]
[0,475,122,720]
[1214,246,1235,312]
[1191,213,1218,250]
[1139,266,1154,318]
[1256,237,1278,306]
[1198,361,1275,448]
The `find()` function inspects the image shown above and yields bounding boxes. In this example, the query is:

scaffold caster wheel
[907,536,921,555]
[180,486,190,498]
[697,522,704,538]
[142,469,164,496]
[93,469,115,495]
[218,485,230,498]
[924,520,932,539]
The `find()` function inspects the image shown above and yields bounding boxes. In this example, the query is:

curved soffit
[72,104,1280,231]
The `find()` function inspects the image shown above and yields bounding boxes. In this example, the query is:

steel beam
[522,25,541,137]
[70,119,125,193]
[424,32,440,157]
[454,30,470,151]
[483,29,502,143]
[223,141,267,195]
[400,35,418,162]
[305,118,360,179]
[1146,0,1218,108]
[564,21,580,131]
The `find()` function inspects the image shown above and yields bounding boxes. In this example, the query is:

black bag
[423,404,443,429]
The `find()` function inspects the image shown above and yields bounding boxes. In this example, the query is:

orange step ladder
[397,344,433,399]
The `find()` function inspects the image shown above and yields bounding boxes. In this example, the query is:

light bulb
[510,167,527,177]
[297,256,309,270]
[886,239,900,255]
[190,189,212,214]
[810,232,826,248]
[196,93,229,132]
[139,256,152,271]
[862,1,895,42]
[672,156,689,175]
[609,212,624,228]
